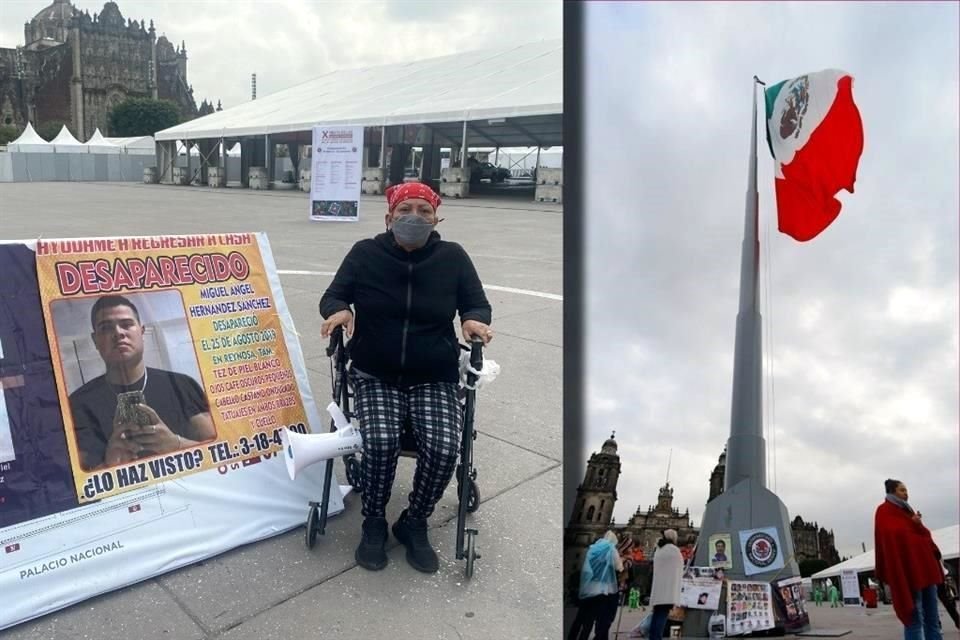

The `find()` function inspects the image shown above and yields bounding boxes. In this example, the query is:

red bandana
[385,182,442,212]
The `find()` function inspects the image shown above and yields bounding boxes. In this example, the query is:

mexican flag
[765,70,864,242]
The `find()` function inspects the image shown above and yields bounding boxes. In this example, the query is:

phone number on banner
[80,424,310,499]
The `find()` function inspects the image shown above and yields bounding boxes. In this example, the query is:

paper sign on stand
[310,125,363,222]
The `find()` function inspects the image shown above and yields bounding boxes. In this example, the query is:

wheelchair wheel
[464,528,479,579]
[305,503,319,549]
[466,479,480,513]
[345,456,363,494]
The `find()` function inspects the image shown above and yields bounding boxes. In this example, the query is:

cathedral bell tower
[570,432,620,528]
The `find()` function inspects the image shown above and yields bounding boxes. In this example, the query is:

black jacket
[319,231,492,385]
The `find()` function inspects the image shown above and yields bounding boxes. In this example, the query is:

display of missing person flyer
[309,125,363,222]
[0,235,339,632]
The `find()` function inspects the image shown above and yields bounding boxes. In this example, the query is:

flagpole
[685,76,804,636]
[724,76,767,491]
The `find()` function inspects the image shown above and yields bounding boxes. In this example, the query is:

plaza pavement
[0,182,564,640]
[565,601,960,639]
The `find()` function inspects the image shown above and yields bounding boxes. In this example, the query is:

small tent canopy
[812,524,959,581]
[104,135,156,155]
[7,122,53,153]
[50,125,88,153]
[86,128,121,154]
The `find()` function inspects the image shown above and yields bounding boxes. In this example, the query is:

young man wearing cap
[320,182,493,574]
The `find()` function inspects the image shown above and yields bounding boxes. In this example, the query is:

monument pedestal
[684,477,805,637]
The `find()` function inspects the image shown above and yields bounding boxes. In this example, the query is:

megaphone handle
[327,401,349,430]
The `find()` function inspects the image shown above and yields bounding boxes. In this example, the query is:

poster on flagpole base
[726,580,775,636]
[310,125,363,222]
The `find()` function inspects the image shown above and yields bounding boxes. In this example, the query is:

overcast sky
[584,1,958,560]
[1,0,561,110]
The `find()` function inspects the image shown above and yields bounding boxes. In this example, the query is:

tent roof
[104,135,155,148]
[9,122,50,147]
[86,128,114,146]
[813,524,959,580]
[50,125,84,146]
[156,40,562,146]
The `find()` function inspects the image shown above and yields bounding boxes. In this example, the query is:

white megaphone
[280,402,363,480]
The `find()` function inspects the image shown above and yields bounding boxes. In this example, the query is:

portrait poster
[680,567,723,610]
[708,532,733,570]
[772,576,811,632]
[310,125,363,222]
[726,580,775,635]
[35,234,314,503]
[738,526,785,576]
[1,235,342,632]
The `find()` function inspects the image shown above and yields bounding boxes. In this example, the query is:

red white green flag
[764,70,864,242]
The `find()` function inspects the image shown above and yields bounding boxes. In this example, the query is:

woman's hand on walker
[462,320,493,345]
[321,309,354,338]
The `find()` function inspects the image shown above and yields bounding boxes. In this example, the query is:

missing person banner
[738,526,785,576]
[310,125,363,222]
[772,576,810,632]
[1,235,343,632]
[726,580,775,635]
[35,234,312,503]
[680,567,723,610]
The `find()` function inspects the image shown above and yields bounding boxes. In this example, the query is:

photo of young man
[67,295,216,470]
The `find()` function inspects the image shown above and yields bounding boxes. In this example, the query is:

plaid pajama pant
[351,374,463,519]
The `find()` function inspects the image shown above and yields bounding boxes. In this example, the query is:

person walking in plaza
[814,584,824,607]
[829,582,840,608]
[648,529,683,640]
[320,181,493,574]
[567,531,623,640]
[874,478,944,640]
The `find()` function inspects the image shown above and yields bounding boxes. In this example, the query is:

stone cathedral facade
[0,0,204,140]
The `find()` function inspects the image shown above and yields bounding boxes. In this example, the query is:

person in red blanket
[874,478,944,640]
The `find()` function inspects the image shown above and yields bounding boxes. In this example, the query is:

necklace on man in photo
[112,368,148,396]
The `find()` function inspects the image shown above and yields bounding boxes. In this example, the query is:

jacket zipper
[398,261,413,385]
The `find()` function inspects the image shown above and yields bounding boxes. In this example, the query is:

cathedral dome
[28,0,76,46]
[600,432,618,455]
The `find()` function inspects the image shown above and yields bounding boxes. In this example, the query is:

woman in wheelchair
[319,181,493,574]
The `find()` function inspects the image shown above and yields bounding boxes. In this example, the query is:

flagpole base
[683,478,807,636]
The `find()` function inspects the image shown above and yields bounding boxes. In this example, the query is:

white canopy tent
[812,524,959,581]
[85,128,121,154]
[7,122,53,153]
[50,125,88,153]
[104,136,155,155]
[155,40,562,147]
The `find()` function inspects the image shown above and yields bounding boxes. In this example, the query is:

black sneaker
[355,517,388,571]
[392,509,439,573]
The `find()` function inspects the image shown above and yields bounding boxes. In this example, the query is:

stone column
[70,21,84,140]
[264,134,274,186]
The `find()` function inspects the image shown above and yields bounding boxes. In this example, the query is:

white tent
[813,524,959,580]
[50,125,88,153]
[85,128,121,154]
[104,136,155,155]
[155,40,562,147]
[7,122,53,153]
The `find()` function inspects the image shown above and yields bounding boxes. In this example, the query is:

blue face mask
[390,214,434,248]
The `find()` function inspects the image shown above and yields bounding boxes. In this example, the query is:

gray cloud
[1,0,561,111]
[584,1,958,559]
